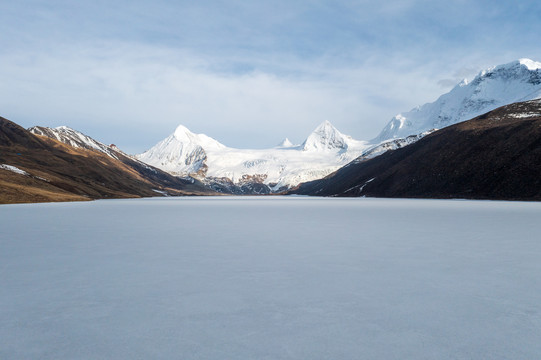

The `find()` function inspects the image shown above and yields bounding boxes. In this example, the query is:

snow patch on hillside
[0,164,29,176]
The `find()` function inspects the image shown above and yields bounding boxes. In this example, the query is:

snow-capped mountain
[137,121,371,191]
[136,125,226,177]
[29,124,188,175]
[276,138,294,148]
[301,120,365,152]
[376,58,541,141]
[291,99,541,200]
[29,126,119,159]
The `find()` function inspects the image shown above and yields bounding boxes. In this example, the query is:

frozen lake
[1,196,541,359]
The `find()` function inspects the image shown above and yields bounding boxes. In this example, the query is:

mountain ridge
[136,120,371,191]
[1,117,216,204]
[290,99,541,201]
[4,58,541,201]
[135,58,541,194]
[376,58,541,142]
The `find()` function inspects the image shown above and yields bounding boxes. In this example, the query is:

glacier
[137,120,371,190]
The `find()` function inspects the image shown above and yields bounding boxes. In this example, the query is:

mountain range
[2,58,541,202]
[0,118,215,204]
[136,120,371,193]
[290,99,541,201]
[136,58,541,194]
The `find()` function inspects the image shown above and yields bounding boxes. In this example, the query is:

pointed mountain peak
[308,120,342,139]
[313,120,336,132]
[276,138,294,148]
[165,124,225,150]
[173,124,196,141]
[302,121,349,151]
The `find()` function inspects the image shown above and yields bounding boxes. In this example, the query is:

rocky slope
[290,99,541,201]
[1,117,215,204]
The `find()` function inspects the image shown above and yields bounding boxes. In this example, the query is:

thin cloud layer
[1,1,541,152]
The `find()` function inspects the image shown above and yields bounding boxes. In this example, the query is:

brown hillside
[291,99,541,201]
[0,116,214,204]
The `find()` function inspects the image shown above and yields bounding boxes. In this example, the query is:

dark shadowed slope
[0,116,215,204]
[290,100,541,201]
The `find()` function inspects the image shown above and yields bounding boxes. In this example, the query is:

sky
[1,0,541,153]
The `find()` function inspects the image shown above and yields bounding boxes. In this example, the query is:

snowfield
[136,121,371,190]
[1,197,541,359]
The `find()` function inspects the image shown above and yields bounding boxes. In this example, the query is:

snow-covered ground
[1,197,541,359]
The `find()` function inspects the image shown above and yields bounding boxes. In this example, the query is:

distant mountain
[290,99,541,201]
[7,58,541,201]
[301,120,364,151]
[132,58,541,195]
[276,138,294,148]
[137,121,371,192]
[377,59,541,141]
[136,124,226,177]
[0,118,214,204]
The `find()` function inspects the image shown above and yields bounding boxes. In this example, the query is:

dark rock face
[290,100,541,201]
[204,175,272,195]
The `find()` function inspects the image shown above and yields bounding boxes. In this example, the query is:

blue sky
[1,0,541,152]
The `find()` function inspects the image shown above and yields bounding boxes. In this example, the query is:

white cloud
[0,41,456,153]
[3,1,541,153]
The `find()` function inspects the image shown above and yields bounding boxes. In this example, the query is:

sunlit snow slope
[137,121,370,190]
[377,58,541,141]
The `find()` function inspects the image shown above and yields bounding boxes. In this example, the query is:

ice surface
[1,197,541,359]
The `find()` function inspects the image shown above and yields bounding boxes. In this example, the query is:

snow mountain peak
[376,58,541,142]
[518,58,541,70]
[302,121,350,151]
[136,121,370,189]
[497,58,541,71]
[173,124,193,139]
[136,125,225,177]
[277,138,294,148]
[477,58,541,81]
